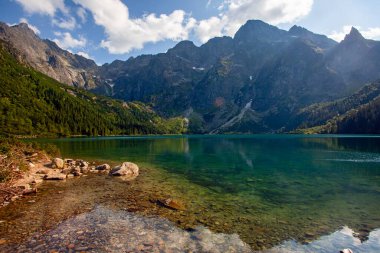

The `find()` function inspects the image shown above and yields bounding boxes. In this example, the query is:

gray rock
[109,162,139,179]
[95,164,110,171]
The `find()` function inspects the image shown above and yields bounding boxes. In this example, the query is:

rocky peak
[289,25,307,35]
[343,27,366,44]
[16,22,29,30]
[234,19,288,43]
[167,40,200,63]
[9,22,39,37]
[168,40,198,55]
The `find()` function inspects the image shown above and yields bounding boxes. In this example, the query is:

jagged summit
[343,27,365,43]
[170,40,198,52]
[289,25,308,34]
[234,19,288,42]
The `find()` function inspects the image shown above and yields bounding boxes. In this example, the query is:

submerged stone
[96,164,110,171]
[157,198,186,211]
[44,174,66,180]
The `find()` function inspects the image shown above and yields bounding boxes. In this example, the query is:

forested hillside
[291,81,380,134]
[0,41,186,137]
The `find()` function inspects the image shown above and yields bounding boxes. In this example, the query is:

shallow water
[2,135,380,252]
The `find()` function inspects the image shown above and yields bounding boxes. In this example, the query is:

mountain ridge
[2,19,380,134]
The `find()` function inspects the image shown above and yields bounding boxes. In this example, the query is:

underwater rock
[157,198,186,211]
[44,173,66,180]
[22,188,37,195]
[96,164,111,171]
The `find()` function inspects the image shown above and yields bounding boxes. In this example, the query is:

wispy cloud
[53,16,77,30]
[15,0,67,16]
[76,51,91,59]
[53,32,87,49]
[76,7,87,23]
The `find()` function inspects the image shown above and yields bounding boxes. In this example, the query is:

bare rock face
[109,162,139,180]
[0,22,98,89]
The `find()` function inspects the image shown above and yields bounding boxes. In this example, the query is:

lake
[1,135,380,252]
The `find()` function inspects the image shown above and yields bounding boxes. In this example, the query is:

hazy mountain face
[3,20,380,133]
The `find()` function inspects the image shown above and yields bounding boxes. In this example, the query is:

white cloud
[363,27,380,40]
[18,18,40,34]
[196,16,226,42]
[53,32,87,49]
[53,16,77,30]
[76,51,91,59]
[328,25,380,42]
[76,7,87,23]
[196,0,314,42]
[15,0,67,16]
[328,25,354,42]
[73,0,196,54]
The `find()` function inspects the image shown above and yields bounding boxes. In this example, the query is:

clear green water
[26,135,380,251]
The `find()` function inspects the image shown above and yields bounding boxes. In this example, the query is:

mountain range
[1,20,380,135]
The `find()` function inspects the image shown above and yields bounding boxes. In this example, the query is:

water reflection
[263,227,380,253]
[1,206,252,253]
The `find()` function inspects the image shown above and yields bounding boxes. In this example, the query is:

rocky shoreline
[2,155,141,208]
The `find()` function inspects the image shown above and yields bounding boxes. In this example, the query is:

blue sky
[1,0,379,65]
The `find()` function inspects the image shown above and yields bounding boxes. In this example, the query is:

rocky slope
[0,22,99,89]
[0,40,186,136]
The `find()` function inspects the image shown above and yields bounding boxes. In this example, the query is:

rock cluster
[5,158,140,207]
[48,158,91,179]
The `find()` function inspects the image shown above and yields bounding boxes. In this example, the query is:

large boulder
[109,162,139,179]
[52,158,64,169]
